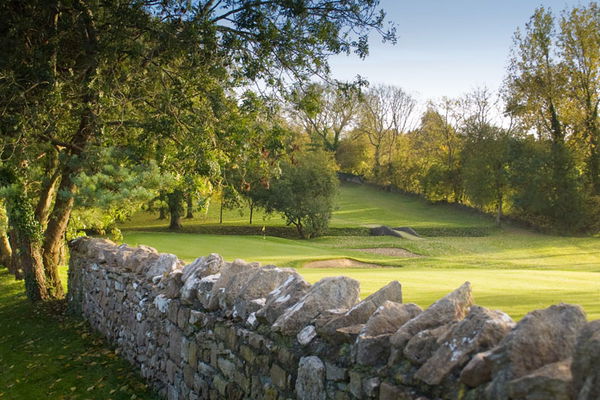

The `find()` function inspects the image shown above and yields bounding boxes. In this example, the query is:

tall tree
[415,101,463,202]
[559,3,600,194]
[505,6,582,226]
[290,81,361,152]
[358,84,416,181]
[462,125,513,226]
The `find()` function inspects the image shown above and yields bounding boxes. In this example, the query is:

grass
[120,183,600,320]
[123,183,495,236]
[0,268,159,400]
[122,231,600,320]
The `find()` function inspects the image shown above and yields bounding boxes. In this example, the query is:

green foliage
[0,0,394,297]
[262,150,339,238]
[0,186,43,244]
[461,124,512,222]
[289,81,362,151]
[68,150,173,238]
[335,133,373,176]
[508,137,584,230]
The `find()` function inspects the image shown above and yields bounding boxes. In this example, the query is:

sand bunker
[355,247,420,258]
[303,258,385,268]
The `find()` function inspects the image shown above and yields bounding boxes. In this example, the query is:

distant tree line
[291,3,600,233]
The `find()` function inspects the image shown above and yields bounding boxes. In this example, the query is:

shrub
[263,150,338,238]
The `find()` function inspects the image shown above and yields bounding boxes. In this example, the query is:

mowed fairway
[121,183,600,320]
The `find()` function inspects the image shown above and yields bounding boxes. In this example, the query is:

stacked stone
[68,237,600,400]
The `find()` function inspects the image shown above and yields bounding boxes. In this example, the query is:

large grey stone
[355,333,392,366]
[485,303,586,400]
[297,325,317,345]
[145,253,183,281]
[459,349,494,388]
[295,356,326,400]
[224,266,296,318]
[179,254,224,304]
[414,306,515,385]
[362,301,422,337]
[318,281,402,339]
[403,323,455,365]
[390,282,473,350]
[182,253,223,282]
[355,301,422,367]
[273,276,360,335]
[571,320,600,400]
[85,238,117,263]
[507,359,572,400]
[163,271,183,299]
[206,259,259,310]
[257,273,311,324]
[197,273,221,308]
[129,245,160,274]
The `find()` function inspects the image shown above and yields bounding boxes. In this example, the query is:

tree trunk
[0,232,13,271]
[219,197,224,224]
[42,172,74,299]
[373,144,382,180]
[249,203,254,225]
[6,234,22,279]
[587,125,599,195]
[186,193,194,219]
[168,190,183,230]
[6,192,48,300]
[13,230,48,301]
[158,205,166,220]
[15,231,48,301]
[41,0,99,299]
[35,150,61,230]
[496,194,503,227]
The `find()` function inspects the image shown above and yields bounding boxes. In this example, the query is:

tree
[262,150,339,238]
[462,125,513,226]
[505,6,583,227]
[0,0,394,300]
[336,131,374,176]
[357,84,416,181]
[559,3,600,194]
[413,103,463,202]
[0,204,11,273]
[289,81,361,152]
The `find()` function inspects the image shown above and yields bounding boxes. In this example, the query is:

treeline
[293,3,600,233]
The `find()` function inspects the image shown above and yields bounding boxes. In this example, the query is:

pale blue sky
[330,0,587,101]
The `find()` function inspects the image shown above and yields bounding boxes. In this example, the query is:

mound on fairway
[303,258,386,268]
[355,247,420,258]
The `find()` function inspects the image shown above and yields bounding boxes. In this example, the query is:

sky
[329,0,587,102]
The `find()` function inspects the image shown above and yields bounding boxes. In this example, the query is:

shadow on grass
[123,224,494,239]
[0,269,159,400]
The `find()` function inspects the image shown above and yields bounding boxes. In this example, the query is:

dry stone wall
[67,237,600,400]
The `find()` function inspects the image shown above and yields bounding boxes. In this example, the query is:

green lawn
[123,183,495,231]
[0,269,159,400]
[119,183,600,321]
[122,231,600,320]
[330,184,494,229]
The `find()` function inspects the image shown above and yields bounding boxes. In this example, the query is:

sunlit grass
[120,183,600,321]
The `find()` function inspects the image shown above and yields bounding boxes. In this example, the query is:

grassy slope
[0,268,159,400]
[124,183,494,230]
[121,183,600,320]
[330,184,494,228]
